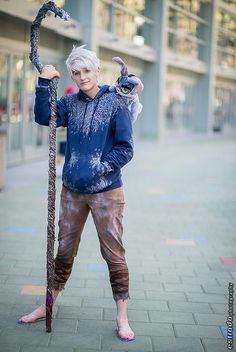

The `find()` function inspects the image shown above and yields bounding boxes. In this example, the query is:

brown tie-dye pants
[53,185,130,302]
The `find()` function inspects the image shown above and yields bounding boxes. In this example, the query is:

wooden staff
[29,1,69,333]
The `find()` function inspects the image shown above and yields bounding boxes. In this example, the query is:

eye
[121,86,130,94]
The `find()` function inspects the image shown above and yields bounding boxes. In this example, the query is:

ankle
[116,316,129,324]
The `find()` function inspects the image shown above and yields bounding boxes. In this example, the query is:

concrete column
[140,0,168,139]
[193,0,218,132]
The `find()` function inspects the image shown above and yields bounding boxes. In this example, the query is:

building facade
[0,0,235,165]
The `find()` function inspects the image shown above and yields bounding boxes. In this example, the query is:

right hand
[39,64,60,80]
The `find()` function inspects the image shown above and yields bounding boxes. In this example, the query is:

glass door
[0,54,9,127]
[8,55,24,164]
[23,60,48,159]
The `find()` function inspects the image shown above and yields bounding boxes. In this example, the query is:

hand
[39,64,60,80]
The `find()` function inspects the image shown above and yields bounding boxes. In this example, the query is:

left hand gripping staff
[29,1,69,333]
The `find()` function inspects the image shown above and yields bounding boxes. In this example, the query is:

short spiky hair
[65,45,100,74]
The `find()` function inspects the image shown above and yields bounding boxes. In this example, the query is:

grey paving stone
[180,277,219,285]
[102,334,152,351]
[85,279,110,288]
[0,303,14,315]
[50,332,101,349]
[0,344,21,352]
[164,283,204,293]
[0,293,39,305]
[186,292,227,303]
[152,336,204,352]
[104,307,149,322]
[130,321,174,337]
[201,338,231,352]
[76,319,121,336]
[145,291,186,301]
[210,303,228,314]
[104,288,146,299]
[21,347,73,352]
[61,287,104,298]
[128,299,169,311]
[0,274,7,284]
[174,324,223,338]
[168,301,212,313]
[149,311,195,324]
[160,268,196,276]
[130,281,163,290]
[0,313,26,329]
[5,275,46,285]
[201,284,229,294]
[57,296,82,307]
[143,274,181,284]
[0,267,31,275]
[56,306,102,320]
[194,313,227,325]
[0,259,17,268]
[0,328,50,346]
[82,297,115,309]
[28,318,77,333]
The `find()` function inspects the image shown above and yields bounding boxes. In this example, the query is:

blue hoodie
[34,77,134,193]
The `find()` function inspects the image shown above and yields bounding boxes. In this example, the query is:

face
[71,67,99,93]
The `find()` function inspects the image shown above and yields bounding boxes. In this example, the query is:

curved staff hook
[29,1,70,333]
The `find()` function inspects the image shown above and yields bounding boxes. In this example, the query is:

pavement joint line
[200,337,208,352]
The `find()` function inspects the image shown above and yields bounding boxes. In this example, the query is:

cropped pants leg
[53,185,130,302]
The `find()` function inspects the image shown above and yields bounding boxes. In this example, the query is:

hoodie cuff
[37,77,50,87]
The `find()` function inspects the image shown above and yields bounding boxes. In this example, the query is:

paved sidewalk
[0,135,236,352]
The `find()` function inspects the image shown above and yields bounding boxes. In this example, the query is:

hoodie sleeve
[102,106,134,172]
[34,77,68,127]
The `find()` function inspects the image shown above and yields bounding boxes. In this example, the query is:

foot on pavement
[18,304,46,324]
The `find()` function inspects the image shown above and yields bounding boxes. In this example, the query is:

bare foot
[116,319,135,341]
[18,304,46,324]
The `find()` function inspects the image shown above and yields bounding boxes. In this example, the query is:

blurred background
[0,0,236,180]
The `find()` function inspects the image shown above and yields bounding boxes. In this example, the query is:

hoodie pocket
[63,154,110,190]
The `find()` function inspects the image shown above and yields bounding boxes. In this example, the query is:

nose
[80,72,86,81]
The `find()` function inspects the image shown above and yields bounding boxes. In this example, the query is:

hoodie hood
[77,84,110,102]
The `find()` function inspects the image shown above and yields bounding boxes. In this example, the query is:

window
[0,54,9,126]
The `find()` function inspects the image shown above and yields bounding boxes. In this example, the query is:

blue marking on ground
[220,326,236,339]
[87,263,108,272]
[2,226,36,234]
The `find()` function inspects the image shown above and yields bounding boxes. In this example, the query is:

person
[18,45,137,341]
[56,85,77,177]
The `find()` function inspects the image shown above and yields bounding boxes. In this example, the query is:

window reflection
[216,10,236,69]
[173,0,201,16]
[0,54,9,126]
[167,1,204,60]
[214,86,236,130]
[221,0,236,10]
[96,0,151,45]
[25,61,37,146]
[10,56,24,151]
[165,79,194,130]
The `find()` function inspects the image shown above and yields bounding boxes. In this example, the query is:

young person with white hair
[18,45,142,341]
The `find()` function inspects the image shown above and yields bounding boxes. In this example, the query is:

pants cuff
[113,292,130,302]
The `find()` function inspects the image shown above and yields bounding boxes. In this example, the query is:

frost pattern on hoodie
[65,91,126,136]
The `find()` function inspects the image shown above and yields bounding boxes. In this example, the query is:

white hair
[66,45,100,74]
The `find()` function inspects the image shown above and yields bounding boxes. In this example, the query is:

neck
[83,85,100,98]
